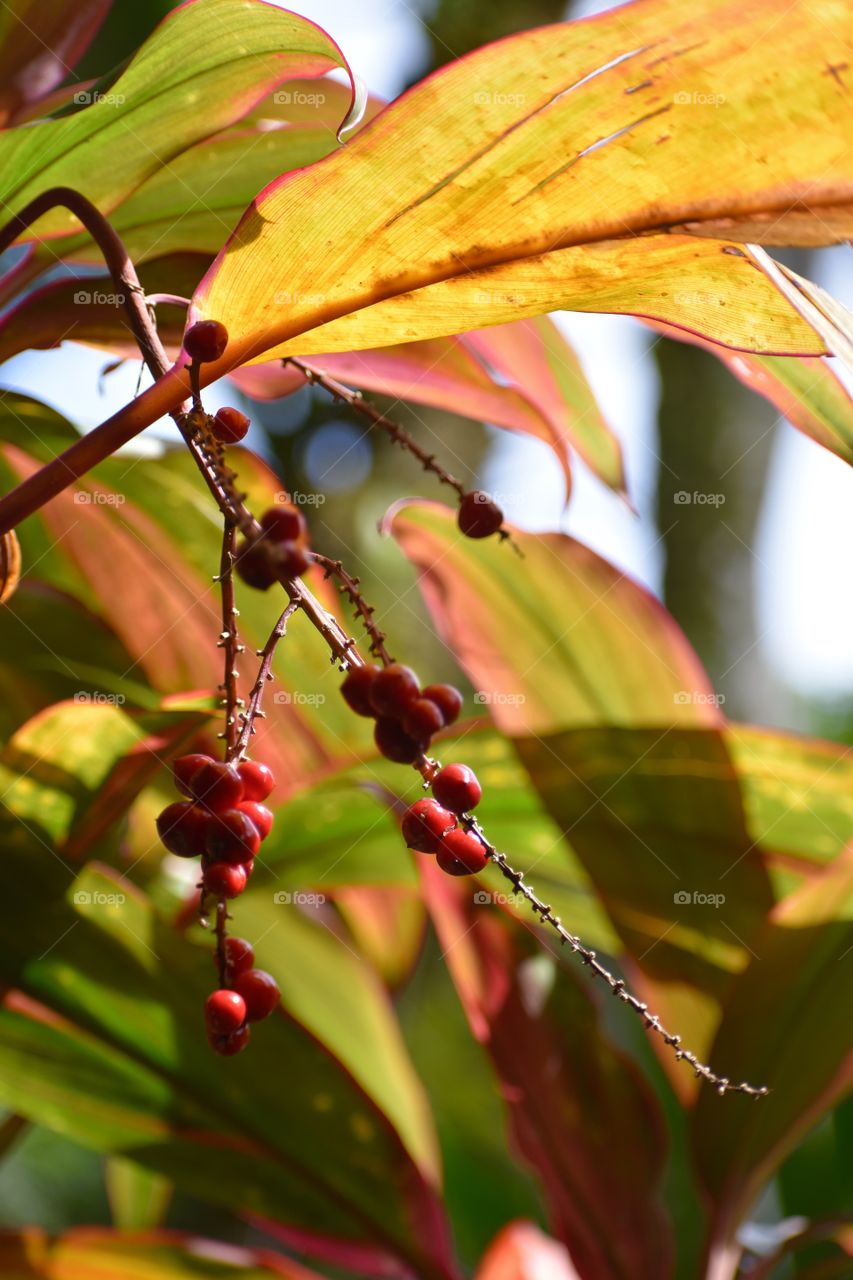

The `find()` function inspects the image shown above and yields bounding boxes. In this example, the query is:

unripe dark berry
[260,506,306,543]
[221,936,254,978]
[206,809,261,864]
[436,828,488,875]
[188,760,244,811]
[341,664,379,716]
[237,760,275,802]
[277,540,311,578]
[234,538,280,590]
[432,763,482,813]
[374,717,427,764]
[156,801,210,857]
[370,664,420,718]
[203,861,247,899]
[184,319,228,363]
[205,988,246,1035]
[233,968,280,1021]
[236,801,273,840]
[458,491,504,539]
[401,798,455,853]
[403,697,444,740]
[211,406,250,443]
[173,752,213,798]
[422,683,463,726]
[209,1025,251,1056]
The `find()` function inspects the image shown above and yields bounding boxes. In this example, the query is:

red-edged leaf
[476,1223,582,1280]
[0,0,110,125]
[423,864,673,1280]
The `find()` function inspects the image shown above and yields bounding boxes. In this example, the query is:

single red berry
[260,506,306,543]
[458,491,504,539]
[233,969,281,1022]
[279,540,311,577]
[401,798,456,853]
[403,697,444,740]
[221,936,254,978]
[422,683,463,726]
[237,760,275,802]
[237,801,273,840]
[184,319,228,363]
[156,801,210,857]
[436,828,488,875]
[209,1025,251,1056]
[433,763,482,814]
[203,861,248,899]
[188,760,244,811]
[205,988,246,1035]
[234,538,279,590]
[341,664,379,716]
[206,809,261,864]
[370,664,421,718]
[374,717,427,764]
[173,752,213,798]
[211,406,250,443]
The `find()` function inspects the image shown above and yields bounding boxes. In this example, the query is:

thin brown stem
[217,520,242,756]
[310,552,394,665]
[234,601,300,760]
[289,358,467,498]
[214,898,229,988]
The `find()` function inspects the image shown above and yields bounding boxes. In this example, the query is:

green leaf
[0,0,351,240]
[105,1158,172,1231]
[0,854,454,1280]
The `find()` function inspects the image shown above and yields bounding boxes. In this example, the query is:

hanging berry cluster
[341,661,463,765]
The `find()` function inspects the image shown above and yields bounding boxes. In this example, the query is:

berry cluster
[235,504,311,590]
[204,938,280,1056]
[156,752,280,1055]
[402,764,487,875]
[341,662,463,764]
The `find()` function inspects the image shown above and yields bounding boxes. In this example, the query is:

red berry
[401,798,455,853]
[436,828,488,875]
[211,406,250,443]
[203,861,247,899]
[236,801,273,840]
[432,763,482,814]
[221,936,254,978]
[206,809,261,864]
[403,697,444,740]
[422,684,463,726]
[233,969,280,1022]
[209,1025,251,1056]
[184,319,228,363]
[188,760,244,811]
[341,664,379,716]
[458,491,504,539]
[156,801,210,857]
[278,540,311,577]
[260,506,306,543]
[369,664,420,718]
[237,760,275,802]
[374,717,427,764]
[205,988,246,1035]
[235,538,279,590]
[173,752,213,797]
